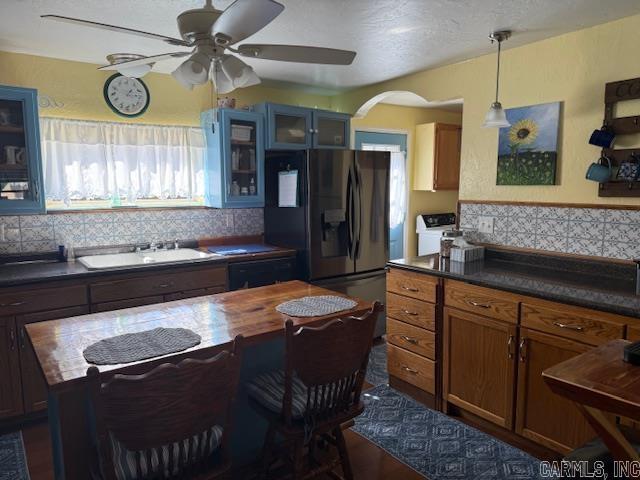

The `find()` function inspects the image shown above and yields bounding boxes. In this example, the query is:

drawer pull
[507,335,515,359]
[156,283,173,289]
[0,301,26,307]
[402,365,419,374]
[9,329,15,350]
[402,286,419,292]
[402,309,419,316]
[468,300,491,309]
[553,322,585,331]
[401,335,418,344]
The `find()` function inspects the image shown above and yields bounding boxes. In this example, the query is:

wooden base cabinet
[443,307,517,429]
[0,317,23,419]
[515,328,597,454]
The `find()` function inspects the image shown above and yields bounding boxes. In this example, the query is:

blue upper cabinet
[0,85,45,215]
[201,108,265,208]
[254,103,350,150]
[312,110,350,149]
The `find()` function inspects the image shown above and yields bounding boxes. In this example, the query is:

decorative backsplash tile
[460,202,640,260]
[0,208,263,254]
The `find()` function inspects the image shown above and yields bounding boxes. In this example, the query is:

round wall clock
[103,74,150,118]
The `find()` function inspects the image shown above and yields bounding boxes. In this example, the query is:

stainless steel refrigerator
[264,149,390,337]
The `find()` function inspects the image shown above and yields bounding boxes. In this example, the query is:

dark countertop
[0,245,296,288]
[388,249,640,319]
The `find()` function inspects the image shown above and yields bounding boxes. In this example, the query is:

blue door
[354,131,407,261]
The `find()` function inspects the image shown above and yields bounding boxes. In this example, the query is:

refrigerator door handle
[346,166,355,259]
[354,159,362,259]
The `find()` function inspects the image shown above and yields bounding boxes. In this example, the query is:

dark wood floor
[20,421,424,480]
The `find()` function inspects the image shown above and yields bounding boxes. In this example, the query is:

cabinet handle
[507,335,515,359]
[9,329,15,351]
[19,328,25,349]
[156,283,173,289]
[33,181,40,202]
[401,335,418,344]
[402,309,418,316]
[553,322,585,331]
[402,365,419,374]
[519,338,527,363]
[467,300,491,309]
[402,286,419,292]
[0,301,26,307]
[308,128,315,134]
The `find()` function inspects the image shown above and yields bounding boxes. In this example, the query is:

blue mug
[586,156,612,183]
[589,127,615,149]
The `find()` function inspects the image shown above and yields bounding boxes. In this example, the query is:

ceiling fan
[42,0,357,94]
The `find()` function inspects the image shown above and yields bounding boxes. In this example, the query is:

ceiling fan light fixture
[220,55,256,88]
[212,61,236,94]
[117,63,153,78]
[172,64,195,90]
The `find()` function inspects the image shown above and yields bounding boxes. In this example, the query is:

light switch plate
[477,216,495,234]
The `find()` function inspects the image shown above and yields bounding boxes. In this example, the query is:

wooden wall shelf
[599,77,640,197]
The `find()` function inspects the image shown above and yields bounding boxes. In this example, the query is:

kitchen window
[40,117,205,210]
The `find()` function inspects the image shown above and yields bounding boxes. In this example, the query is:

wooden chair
[87,336,243,480]
[247,302,382,480]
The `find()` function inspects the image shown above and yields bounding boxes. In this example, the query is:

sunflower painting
[497,102,560,185]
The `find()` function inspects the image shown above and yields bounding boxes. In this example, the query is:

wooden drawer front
[521,303,624,346]
[93,295,165,313]
[445,281,518,324]
[386,292,436,330]
[90,267,227,303]
[387,344,435,394]
[387,268,437,303]
[0,285,87,316]
[164,286,226,302]
[387,318,435,359]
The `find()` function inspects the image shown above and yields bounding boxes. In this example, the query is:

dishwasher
[228,257,297,290]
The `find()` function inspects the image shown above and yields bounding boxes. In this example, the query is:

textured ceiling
[2,0,640,91]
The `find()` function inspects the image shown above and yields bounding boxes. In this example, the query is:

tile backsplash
[0,208,263,254]
[460,202,640,261]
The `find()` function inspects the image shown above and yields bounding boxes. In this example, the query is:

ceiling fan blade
[212,0,284,45]
[98,52,190,71]
[41,15,192,47]
[237,44,356,65]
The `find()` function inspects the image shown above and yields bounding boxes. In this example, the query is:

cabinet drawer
[90,267,227,303]
[164,286,226,302]
[387,344,435,394]
[387,318,435,359]
[628,325,640,342]
[386,292,436,330]
[0,285,87,316]
[521,302,625,346]
[445,280,518,324]
[93,295,165,313]
[387,268,437,303]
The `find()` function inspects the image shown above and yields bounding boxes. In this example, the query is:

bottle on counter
[249,177,256,195]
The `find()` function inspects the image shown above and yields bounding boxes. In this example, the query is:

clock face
[103,74,150,117]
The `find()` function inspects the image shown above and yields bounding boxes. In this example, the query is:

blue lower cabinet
[0,85,45,214]
[202,109,265,208]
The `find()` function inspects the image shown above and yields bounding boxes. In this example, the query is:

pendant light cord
[494,39,502,104]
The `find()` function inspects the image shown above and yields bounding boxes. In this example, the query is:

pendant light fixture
[483,30,511,128]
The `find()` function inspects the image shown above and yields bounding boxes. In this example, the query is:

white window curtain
[361,143,407,229]
[40,118,205,205]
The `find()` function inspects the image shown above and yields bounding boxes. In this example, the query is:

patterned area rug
[0,431,30,480]
[365,341,388,386]
[354,385,542,480]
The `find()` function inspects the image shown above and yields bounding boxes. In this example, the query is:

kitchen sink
[78,248,217,270]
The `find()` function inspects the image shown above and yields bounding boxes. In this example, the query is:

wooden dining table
[25,280,371,480]
[543,339,640,466]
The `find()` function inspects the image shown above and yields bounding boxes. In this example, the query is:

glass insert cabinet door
[313,111,351,149]
[0,86,44,214]
[258,103,313,150]
[226,115,262,203]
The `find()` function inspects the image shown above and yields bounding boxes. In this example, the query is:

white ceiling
[379,91,463,111]
[2,0,640,91]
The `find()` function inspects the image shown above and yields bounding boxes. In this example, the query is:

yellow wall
[0,50,332,126]
[334,13,640,206]
[351,103,462,256]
